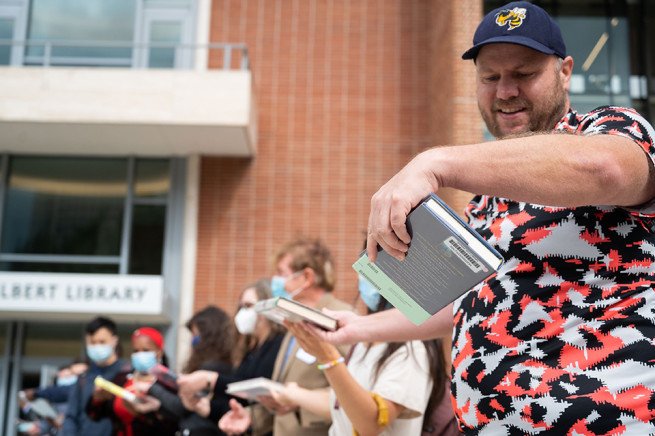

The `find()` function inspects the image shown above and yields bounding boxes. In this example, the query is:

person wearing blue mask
[222,274,451,436]
[217,237,353,436]
[147,305,234,436]
[62,316,130,436]
[19,360,89,436]
[23,359,88,408]
[86,327,178,436]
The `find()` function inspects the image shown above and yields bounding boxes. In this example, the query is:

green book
[353,193,504,326]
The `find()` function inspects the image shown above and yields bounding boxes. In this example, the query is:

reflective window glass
[0,17,13,65]
[558,16,631,114]
[26,0,136,65]
[1,157,126,256]
[129,205,166,275]
[148,21,182,68]
[135,159,170,200]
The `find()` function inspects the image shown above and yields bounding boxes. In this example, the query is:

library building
[0,0,653,434]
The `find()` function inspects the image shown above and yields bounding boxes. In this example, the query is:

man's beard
[480,77,569,139]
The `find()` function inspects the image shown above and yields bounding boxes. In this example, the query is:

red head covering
[132,327,164,350]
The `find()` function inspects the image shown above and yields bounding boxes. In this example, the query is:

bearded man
[315,2,655,434]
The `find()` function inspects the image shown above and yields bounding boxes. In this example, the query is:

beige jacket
[251,292,352,436]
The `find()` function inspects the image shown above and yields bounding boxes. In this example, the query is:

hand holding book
[355,193,503,326]
[285,320,342,368]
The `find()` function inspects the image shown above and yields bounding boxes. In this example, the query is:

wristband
[317,357,345,371]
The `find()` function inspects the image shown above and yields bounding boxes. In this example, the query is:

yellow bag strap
[352,392,389,435]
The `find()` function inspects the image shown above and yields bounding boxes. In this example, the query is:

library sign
[0,272,167,319]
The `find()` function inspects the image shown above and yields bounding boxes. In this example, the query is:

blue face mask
[358,275,381,312]
[131,351,158,373]
[191,335,200,348]
[271,272,303,299]
[56,375,78,387]
[86,344,114,364]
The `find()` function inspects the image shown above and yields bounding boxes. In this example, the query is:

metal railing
[0,39,249,70]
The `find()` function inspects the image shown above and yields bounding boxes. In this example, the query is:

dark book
[353,193,504,325]
[254,297,338,331]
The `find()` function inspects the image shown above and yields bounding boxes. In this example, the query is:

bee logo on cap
[495,7,527,30]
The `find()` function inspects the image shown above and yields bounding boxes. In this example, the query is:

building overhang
[0,67,257,157]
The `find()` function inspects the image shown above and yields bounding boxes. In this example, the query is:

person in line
[183,237,352,435]
[63,316,130,436]
[175,279,286,435]
[146,305,235,436]
[23,358,89,408]
[312,2,655,435]
[222,274,450,436]
[86,327,178,436]
[19,359,89,435]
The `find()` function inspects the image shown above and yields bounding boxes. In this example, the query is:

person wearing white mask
[176,279,285,435]
[62,316,130,436]
[220,237,353,436]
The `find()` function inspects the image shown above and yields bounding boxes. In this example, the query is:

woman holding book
[86,327,178,436]
[175,279,285,434]
[142,305,234,436]
[220,277,449,436]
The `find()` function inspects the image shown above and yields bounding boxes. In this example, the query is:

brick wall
[195,0,484,313]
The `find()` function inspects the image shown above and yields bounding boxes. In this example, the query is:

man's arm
[312,303,454,345]
[368,133,655,260]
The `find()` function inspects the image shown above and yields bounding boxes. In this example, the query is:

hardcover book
[254,297,339,331]
[225,377,285,401]
[353,193,504,326]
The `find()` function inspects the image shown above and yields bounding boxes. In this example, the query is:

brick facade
[196,0,484,312]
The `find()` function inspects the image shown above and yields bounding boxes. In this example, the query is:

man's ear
[301,267,316,287]
[560,56,574,92]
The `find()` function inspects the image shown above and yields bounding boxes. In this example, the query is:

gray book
[353,193,504,325]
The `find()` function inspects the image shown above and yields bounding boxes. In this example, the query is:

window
[0,0,196,68]
[25,0,137,66]
[0,156,171,275]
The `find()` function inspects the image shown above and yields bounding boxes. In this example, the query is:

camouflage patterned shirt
[452,106,655,435]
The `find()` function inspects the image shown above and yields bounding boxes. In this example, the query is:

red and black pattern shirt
[452,106,655,435]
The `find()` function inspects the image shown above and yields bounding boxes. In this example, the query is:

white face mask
[234,307,258,335]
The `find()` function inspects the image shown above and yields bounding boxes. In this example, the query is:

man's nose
[496,76,520,100]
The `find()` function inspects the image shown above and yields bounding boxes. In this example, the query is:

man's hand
[367,149,441,261]
[218,399,251,435]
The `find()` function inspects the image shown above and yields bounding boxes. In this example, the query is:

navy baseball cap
[462,1,566,60]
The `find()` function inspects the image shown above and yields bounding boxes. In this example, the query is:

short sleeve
[370,341,433,419]
[577,106,655,215]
